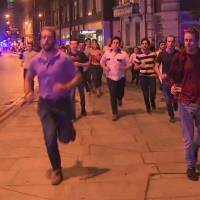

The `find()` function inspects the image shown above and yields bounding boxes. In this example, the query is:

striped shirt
[135,52,157,77]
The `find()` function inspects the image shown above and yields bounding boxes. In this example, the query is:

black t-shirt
[68,51,89,73]
[156,50,179,74]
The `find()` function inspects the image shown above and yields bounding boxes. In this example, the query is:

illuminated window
[87,0,93,16]
[79,0,83,17]
[95,0,102,12]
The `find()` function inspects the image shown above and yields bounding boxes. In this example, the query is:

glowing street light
[5,14,10,19]
[6,21,10,25]
[38,13,43,18]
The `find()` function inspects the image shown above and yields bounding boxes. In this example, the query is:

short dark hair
[85,38,91,42]
[111,36,121,44]
[70,38,79,44]
[184,28,199,42]
[165,35,176,42]
[141,38,150,46]
[41,26,56,40]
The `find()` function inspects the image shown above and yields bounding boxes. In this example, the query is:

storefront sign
[113,3,139,18]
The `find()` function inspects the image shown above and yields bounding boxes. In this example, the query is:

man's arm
[154,62,161,77]
[24,74,34,103]
[54,71,82,91]
[100,53,109,71]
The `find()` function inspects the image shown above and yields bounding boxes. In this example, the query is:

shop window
[95,0,102,13]
[79,0,83,17]
[87,0,93,16]
[73,1,78,20]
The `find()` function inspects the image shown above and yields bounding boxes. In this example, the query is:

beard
[41,42,55,52]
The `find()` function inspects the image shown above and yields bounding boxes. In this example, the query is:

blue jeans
[71,82,86,119]
[179,102,200,168]
[162,80,175,118]
[37,96,76,170]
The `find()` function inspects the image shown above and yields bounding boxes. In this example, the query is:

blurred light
[80,30,96,34]
[38,13,43,18]
[25,21,28,25]
[88,12,92,16]
[6,21,10,25]
[5,14,10,19]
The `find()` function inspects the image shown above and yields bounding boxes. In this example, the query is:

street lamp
[5,14,10,19]
[38,13,43,18]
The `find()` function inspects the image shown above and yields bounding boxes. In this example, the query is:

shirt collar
[38,48,60,62]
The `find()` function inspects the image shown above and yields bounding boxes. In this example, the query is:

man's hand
[53,83,71,92]
[171,84,182,95]
[25,92,34,104]
[160,73,167,80]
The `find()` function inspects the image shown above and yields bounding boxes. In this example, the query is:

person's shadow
[47,160,110,181]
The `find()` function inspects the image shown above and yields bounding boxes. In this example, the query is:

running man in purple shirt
[25,26,82,185]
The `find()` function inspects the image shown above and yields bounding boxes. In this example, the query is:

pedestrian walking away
[169,28,200,181]
[100,36,130,121]
[24,26,82,185]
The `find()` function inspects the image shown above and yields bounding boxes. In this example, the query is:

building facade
[113,0,200,48]
[49,0,114,47]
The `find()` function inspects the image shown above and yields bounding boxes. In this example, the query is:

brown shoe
[51,169,63,185]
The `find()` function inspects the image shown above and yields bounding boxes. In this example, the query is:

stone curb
[0,96,25,124]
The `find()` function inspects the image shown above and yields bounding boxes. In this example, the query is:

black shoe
[81,110,87,116]
[169,117,176,123]
[152,104,156,110]
[147,108,152,114]
[186,167,199,181]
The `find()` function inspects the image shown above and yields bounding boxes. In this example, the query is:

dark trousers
[131,69,139,85]
[107,77,126,115]
[91,65,103,88]
[82,70,91,93]
[37,96,75,171]
[71,82,86,119]
[162,80,175,118]
[140,76,156,111]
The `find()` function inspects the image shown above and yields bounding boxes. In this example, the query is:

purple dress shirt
[27,49,76,101]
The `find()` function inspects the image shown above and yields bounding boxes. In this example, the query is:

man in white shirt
[100,36,129,121]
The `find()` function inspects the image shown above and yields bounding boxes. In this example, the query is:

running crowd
[22,26,200,185]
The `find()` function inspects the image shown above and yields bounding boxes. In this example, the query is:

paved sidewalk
[0,83,200,200]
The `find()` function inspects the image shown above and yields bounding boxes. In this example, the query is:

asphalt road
[0,53,24,106]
